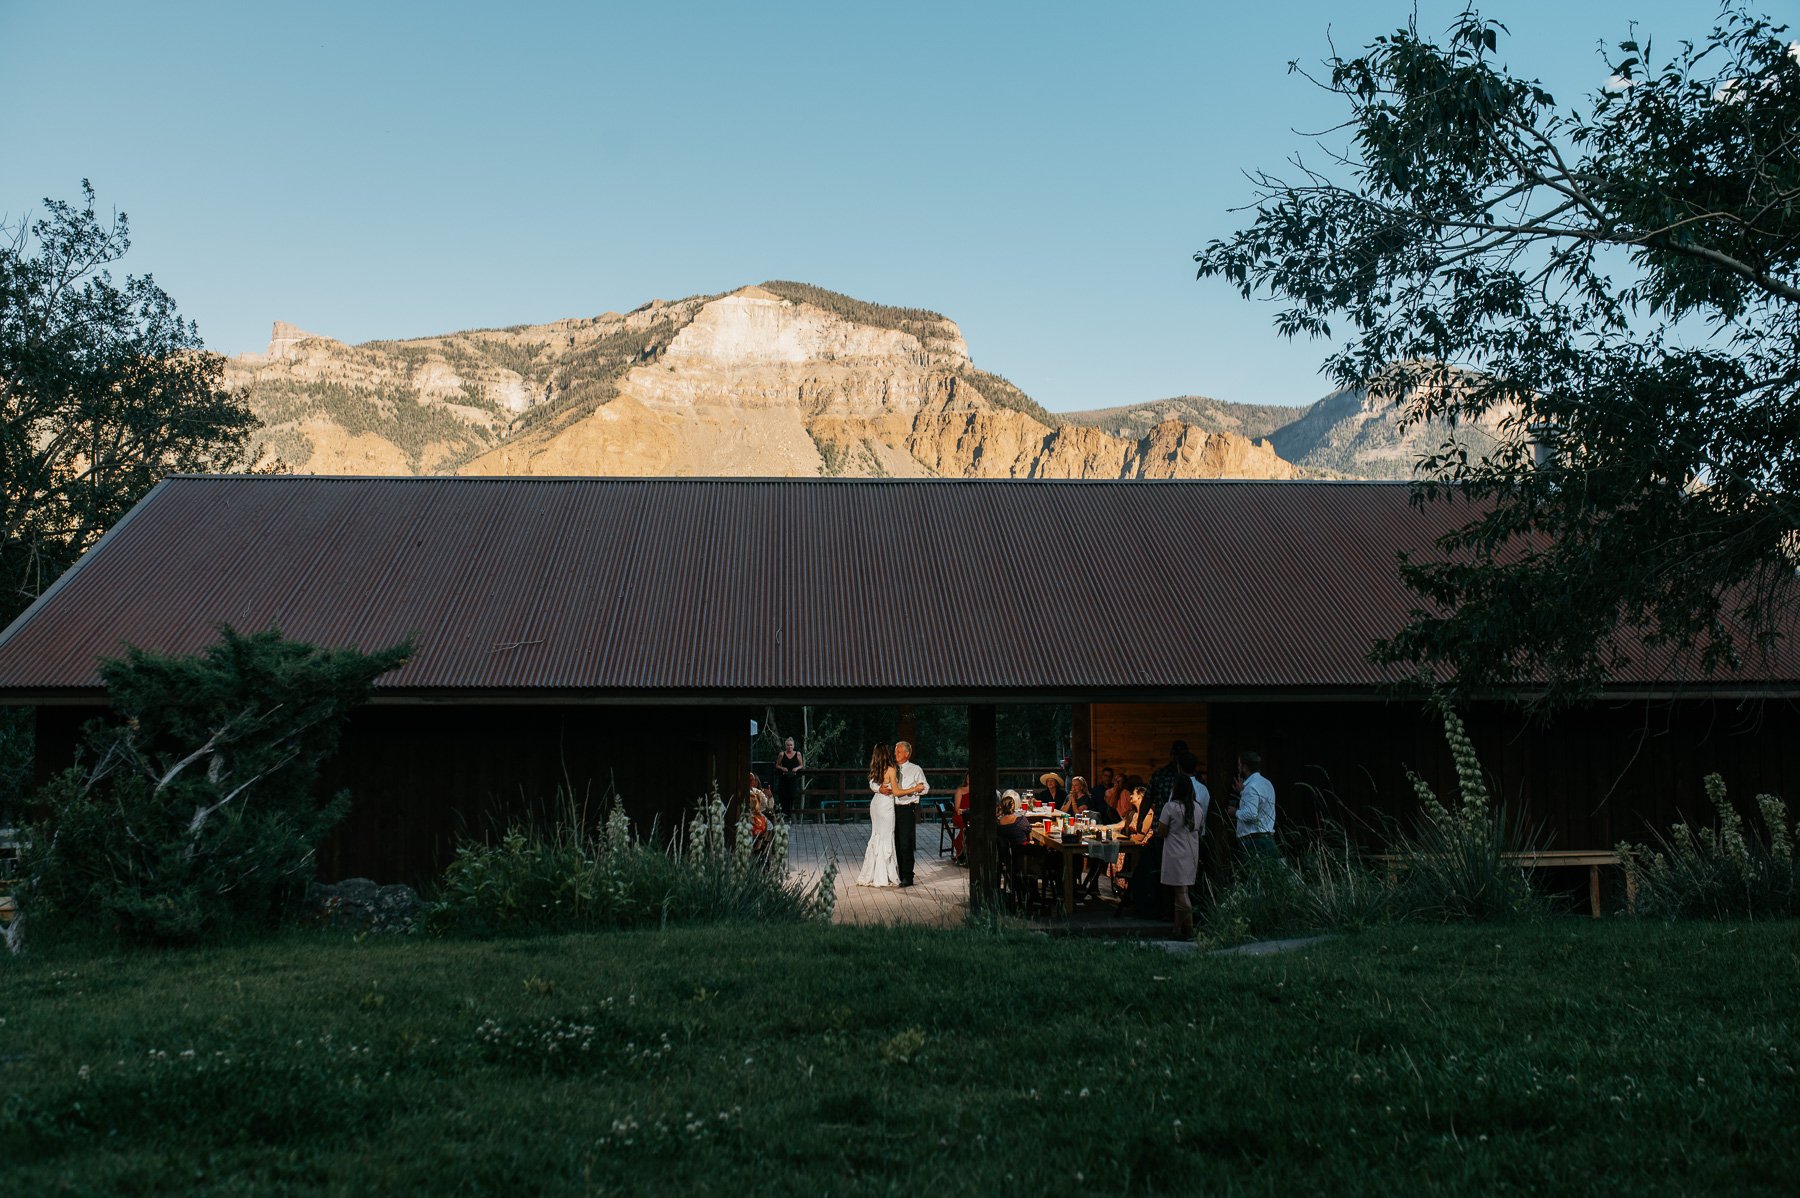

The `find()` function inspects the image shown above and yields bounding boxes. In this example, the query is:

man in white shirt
[890,740,930,887]
[1229,750,1278,858]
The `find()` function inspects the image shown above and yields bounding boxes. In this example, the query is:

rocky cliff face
[228,283,1300,482]
[1069,382,1522,481]
[1266,384,1518,479]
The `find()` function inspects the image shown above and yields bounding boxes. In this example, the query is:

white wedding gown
[856,787,900,887]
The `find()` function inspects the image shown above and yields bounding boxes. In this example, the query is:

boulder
[305,877,421,934]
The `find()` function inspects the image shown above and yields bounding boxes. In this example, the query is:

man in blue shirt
[1229,751,1278,858]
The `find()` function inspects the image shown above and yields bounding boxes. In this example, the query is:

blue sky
[2,0,1714,411]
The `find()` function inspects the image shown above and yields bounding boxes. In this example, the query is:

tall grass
[1200,826,1396,947]
[429,788,834,934]
[1200,707,1538,946]
[1618,774,1798,919]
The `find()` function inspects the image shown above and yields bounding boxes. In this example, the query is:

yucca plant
[1392,707,1540,922]
[1618,775,1798,920]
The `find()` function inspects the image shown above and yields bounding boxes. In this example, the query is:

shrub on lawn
[429,789,835,934]
[21,628,408,947]
[1618,774,1798,920]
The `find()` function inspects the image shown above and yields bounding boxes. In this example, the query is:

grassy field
[4,920,1797,1195]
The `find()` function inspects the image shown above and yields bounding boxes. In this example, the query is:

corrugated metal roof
[1,475,1796,699]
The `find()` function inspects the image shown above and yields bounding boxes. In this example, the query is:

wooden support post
[968,703,999,910]
[1589,864,1602,919]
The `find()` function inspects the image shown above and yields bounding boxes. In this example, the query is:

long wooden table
[1029,824,1133,916]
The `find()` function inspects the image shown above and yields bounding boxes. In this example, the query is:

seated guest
[995,791,1034,906]
[1061,775,1092,816]
[997,791,1031,846]
[1090,779,1123,826]
[1038,772,1066,809]
[1126,781,1164,918]
[1097,766,1116,802]
[1112,781,1159,915]
[1106,772,1132,818]
[1124,781,1155,840]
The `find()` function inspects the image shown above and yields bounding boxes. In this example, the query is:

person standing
[856,744,900,888]
[1229,750,1278,858]
[773,736,804,816]
[1156,752,1209,939]
[891,740,930,887]
[1139,742,1188,919]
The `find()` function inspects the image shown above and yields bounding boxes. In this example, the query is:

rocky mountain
[1264,384,1517,479]
[1070,384,1518,480]
[1062,394,1301,444]
[229,283,1300,481]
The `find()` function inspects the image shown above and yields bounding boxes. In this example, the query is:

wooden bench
[1502,850,1626,919]
[1373,849,1625,918]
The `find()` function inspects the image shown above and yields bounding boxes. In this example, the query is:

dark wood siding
[1206,696,1800,850]
[316,704,751,886]
[31,702,751,889]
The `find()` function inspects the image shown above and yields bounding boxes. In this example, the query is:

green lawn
[4,920,1797,1195]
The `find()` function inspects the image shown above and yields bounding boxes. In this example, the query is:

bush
[1618,774,1798,920]
[429,788,835,934]
[21,627,408,946]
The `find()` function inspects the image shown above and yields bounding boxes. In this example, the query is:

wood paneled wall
[1074,702,1210,788]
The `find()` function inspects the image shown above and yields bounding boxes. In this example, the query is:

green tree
[1,182,258,623]
[24,628,409,945]
[1195,6,1800,706]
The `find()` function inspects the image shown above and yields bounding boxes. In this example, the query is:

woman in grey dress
[1156,752,1209,939]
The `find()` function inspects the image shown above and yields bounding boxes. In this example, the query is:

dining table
[1025,817,1140,916]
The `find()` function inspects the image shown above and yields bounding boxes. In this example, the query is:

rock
[305,877,421,934]
[265,321,329,359]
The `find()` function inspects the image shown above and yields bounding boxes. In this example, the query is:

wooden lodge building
[2,475,1798,896]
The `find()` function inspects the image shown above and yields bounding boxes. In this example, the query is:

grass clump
[1620,774,1798,920]
[1201,829,1396,947]
[429,789,834,934]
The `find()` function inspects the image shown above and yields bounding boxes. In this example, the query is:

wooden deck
[784,820,1176,937]
[785,819,970,928]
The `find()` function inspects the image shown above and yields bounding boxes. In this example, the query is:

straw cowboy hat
[1039,772,1063,790]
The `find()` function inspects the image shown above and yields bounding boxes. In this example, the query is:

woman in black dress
[773,737,803,816]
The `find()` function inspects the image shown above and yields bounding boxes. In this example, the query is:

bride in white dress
[856,742,900,887]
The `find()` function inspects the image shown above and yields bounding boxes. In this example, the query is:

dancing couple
[855,740,930,888]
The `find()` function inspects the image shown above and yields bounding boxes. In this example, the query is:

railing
[753,765,1062,823]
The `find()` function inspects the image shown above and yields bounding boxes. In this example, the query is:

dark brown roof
[2,475,1796,701]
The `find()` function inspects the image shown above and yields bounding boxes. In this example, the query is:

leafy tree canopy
[1,182,257,623]
[1195,5,1800,707]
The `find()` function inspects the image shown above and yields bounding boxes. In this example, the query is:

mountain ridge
[228,283,1304,482]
